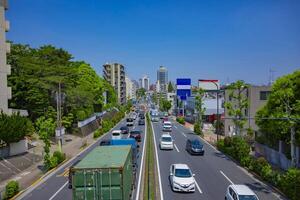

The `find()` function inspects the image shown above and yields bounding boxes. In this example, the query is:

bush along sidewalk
[176,116,185,124]
[216,136,300,200]
[93,111,125,139]
[3,180,19,200]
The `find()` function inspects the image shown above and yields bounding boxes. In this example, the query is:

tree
[152,92,158,105]
[35,116,56,169]
[0,112,33,144]
[256,70,300,167]
[224,80,249,135]
[160,99,172,112]
[194,88,206,135]
[136,88,146,98]
[168,81,174,92]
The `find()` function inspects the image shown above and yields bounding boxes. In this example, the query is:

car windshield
[127,118,133,122]
[120,127,127,130]
[112,132,120,136]
[238,195,258,200]
[162,137,172,142]
[192,141,203,148]
[175,168,192,178]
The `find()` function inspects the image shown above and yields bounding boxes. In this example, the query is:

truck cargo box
[71,146,133,200]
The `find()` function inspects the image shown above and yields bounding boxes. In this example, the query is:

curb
[13,116,127,200]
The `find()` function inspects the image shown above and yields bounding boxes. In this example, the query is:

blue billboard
[176,78,191,100]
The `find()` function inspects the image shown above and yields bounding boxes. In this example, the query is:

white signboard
[198,79,220,91]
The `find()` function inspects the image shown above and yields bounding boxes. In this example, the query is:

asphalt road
[152,118,285,200]
[17,116,146,200]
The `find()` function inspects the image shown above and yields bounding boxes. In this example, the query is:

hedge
[176,117,185,124]
[4,180,19,199]
[217,136,300,200]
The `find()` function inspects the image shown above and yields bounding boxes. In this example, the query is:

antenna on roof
[268,68,275,85]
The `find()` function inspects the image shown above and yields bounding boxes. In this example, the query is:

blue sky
[6,0,300,85]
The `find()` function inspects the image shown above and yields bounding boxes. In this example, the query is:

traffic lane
[152,122,203,200]
[54,117,146,200]
[173,120,282,200]
[171,123,230,199]
[20,118,128,200]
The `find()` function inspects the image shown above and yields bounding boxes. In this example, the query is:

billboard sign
[198,79,219,91]
[176,78,191,100]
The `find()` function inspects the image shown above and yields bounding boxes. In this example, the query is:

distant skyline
[7,0,300,85]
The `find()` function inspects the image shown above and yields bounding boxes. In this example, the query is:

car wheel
[225,197,227,200]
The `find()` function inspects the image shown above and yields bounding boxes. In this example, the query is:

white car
[111,130,122,140]
[225,185,259,200]
[163,121,172,132]
[169,164,195,192]
[159,134,174,150]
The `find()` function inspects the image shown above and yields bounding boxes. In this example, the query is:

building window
[260,91,271,100]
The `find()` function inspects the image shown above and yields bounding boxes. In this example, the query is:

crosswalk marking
[57,168,69,177]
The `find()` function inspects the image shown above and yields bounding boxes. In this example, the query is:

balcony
[5,20,10,32]
[6,42,10,54]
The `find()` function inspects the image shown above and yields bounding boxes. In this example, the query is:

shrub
[279,168,300,200]
[224,136,232,147]
[93,129,102,138]
[176,117,185,124]
[252,157,269,175]
[231,136,250,162]
[53,151,65,164]
[194,122,203,136]
[216,139,225,151]
[49,156,58,169]
[4,180,19,199]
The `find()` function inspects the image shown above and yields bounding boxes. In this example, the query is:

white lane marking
[151,119,164,200]
[174,126,178,129]
[135,116,147,200]
[195,179,203,194]
[182,132,187,137]
[174,144,180,152]
[220,170,234,185]
[49,181,68,200]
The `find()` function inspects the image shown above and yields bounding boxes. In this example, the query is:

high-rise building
[141,75,150,91]
[103,63,126,105]
[125,76,136,100]
[157,66,168,92]
[0,0,11,114]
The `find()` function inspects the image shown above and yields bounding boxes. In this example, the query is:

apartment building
[224,85,271,136]
[125,76,136,100]
[0,0,11,114]
[103,63,126,105]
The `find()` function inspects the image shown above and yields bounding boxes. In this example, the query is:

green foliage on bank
[8,43,117,124]
[217,136,300,200]
[176,116,185,124]
[0,112,33,144]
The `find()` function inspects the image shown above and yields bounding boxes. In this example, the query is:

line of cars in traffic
[153,112,260,199]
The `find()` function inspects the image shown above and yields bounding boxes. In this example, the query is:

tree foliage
[168,81,174,92]
[224,80,249,135]
[256,70,300,146]
[159,99,172,112]
[194,88,206,135]
[7,43,117,126]
[0,112,33,144]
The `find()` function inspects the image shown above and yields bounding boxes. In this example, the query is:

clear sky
[6,0,300,85]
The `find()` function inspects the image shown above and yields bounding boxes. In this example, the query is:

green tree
[136,88,146,99]
[160,99,172,112]
[35,116,56,169]
[256,70,300,167]
[224,80,249,135]
[0,112,33,144]
[194,88,206,135]
[168,81,174,92]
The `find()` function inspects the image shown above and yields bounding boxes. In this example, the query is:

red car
[162,117,169,123]
[129,130,142,142]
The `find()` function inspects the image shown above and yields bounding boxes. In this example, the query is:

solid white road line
[174,144,180,152]
[220,170,234,185]
[151,120,164,200]
[182,132,187,137]
[174,126,178,129]
[135,117,147,200]
[48,181,68,200]
[195,179,203,194]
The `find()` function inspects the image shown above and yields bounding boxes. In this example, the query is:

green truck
[70,146,134,200]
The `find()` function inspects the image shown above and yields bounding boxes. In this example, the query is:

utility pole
[56,82,63,153]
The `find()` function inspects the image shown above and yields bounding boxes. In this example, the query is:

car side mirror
[170,173,174,176]
[192,174,195,177]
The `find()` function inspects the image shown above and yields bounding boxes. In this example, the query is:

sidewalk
[0,132,96,195]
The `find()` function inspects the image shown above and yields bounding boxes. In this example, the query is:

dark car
[129,130,142,142]
[99,139,111,146]
[138,119,145,125]
[120,126,129,134]
[139,113,145,119]
[185,139,204,155]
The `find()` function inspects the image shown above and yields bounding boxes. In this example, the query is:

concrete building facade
[224,85,271,136]
[0,0,11,114]
[103,63,126,105]
[157,66,168,92]
[141,75,150,91]
[125,76,136,100]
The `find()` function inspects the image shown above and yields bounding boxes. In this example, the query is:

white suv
[159,134,174,150]
[225,185,259,200]
[169,164,195,192]
[111,130,122,140]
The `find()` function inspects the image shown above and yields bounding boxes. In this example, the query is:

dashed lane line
[48,181,68,200]
[182,132,187,137]
[174,144,180,152]
[195,179,203,194]
[220,170,234,185]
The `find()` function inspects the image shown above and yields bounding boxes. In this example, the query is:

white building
[125,76,136,100]
[141,75,150,91]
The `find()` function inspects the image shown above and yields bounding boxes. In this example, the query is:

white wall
[9,139,28,156]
